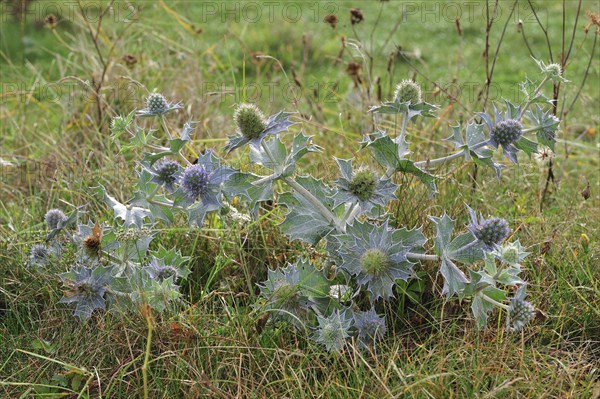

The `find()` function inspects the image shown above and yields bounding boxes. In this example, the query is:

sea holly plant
[25,59,563,351]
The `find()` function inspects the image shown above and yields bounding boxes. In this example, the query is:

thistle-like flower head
[353,307,387,347]
[45,208,67,230]
[58,265,114,320]
[334,159,397,215]
[478,103,524,163]
[144,257,179,282]
[393,80,422,104]
[110,115,133,137]
[178,151,235,208]
[349,170,377,201]
[533,58,569,83]
[181,165,210,199]
[490,119,523,148]
[225,105,296,153]
[235,103,267,140]
[493,240,529,266]
[313,309,352,353]
[361,249,391,276]
[28,244,50,268]
[151,159,182,192]
[334,219,425,301]
[258,261,312,328]
[467,205,510,252]
[136,92,182,117]
[509,285,535,331]
[545,63,562,78]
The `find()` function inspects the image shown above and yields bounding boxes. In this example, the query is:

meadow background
[0,0,599,397]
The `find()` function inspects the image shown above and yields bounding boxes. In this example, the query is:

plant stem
[413,141,487,169]
[522,124,553,134]
[481,293,510,311]
[406,252,439,262]
[259,141,342,231]
[284,177,342,231]
[383,111,409,180]
[252,173,277,186]
[147,198,175,208]
[397,110,409,145]
[159,116,193,166]
[159,115,173,140]
[142,309,153,399]
[450,240,479,256]
[519,75,549,119]
[342,203,361,225]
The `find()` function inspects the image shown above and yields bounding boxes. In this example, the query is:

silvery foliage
[26,61,559,346]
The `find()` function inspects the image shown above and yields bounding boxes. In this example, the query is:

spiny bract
[353,307,387,346]
[313,310,352,353]
[145,258,179,282]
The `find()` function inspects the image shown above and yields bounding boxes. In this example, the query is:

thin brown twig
[564,0,583,62]
[564,32,597,116]
[528,0,554,62]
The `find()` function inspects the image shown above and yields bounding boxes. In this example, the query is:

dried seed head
[324,14,338,28]
[83,222,102,255]
[44,14,58,29]
[122,54,137,66]
[350,8,364,25]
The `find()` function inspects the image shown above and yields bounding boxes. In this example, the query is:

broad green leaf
[440,258,468,298]
[514,136,539,158]
[279,176,336,244]
[296,258,330,298]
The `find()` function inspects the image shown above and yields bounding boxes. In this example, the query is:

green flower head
[258,261,313,328]
[235,103,267,140]
[334,219,426,301]
[334,159,397,216]
[393,80,422,104]
[312,309,352,353]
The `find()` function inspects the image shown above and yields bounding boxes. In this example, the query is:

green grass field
[1,1,599,397]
